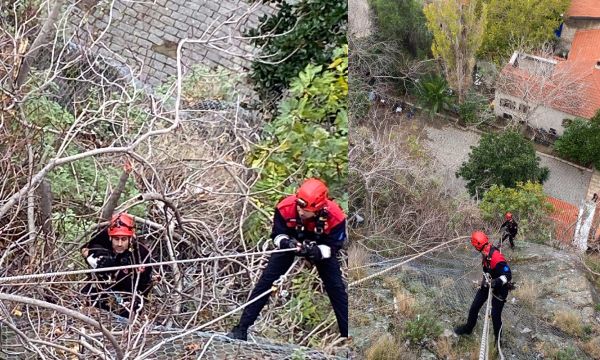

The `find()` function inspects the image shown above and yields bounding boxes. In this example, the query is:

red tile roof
[498,30,600,119]
[568,0,600,19]
[547,196,579,243]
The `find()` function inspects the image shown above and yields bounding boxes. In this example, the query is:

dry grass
[434,337,456,359]
[512,278,540,309]
[582,336,600,359]
[553,310,583,337]
[435,336,480,360]
[348,244,370,281]
[394,289,416,317]
[365,333,400,360]
[382,276,401,291]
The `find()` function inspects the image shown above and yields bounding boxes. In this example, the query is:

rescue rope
[133,257,300,359]
[497,323,505,360]
[479,274,492,360]
[348,236,468,287]
[0,248,297,284]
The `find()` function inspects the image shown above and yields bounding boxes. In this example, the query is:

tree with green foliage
[424,0,487,104]
[415,74,454,117]
[458,90,493,125]
[479,0,569,63]
[456,131,549,197]
[245,0,347,104]
[369,0,431,57]
[245,45,348,244]
[480,181,554,242]
[554,112,600,168]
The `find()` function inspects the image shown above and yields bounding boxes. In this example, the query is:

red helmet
[505,212,513,221]
[296,178,329,212]
[108,213,135,237]
[471,231,489,251]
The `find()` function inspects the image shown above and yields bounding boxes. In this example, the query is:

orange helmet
[296,178,329,212]
[108,213,135,237]
[471,231,489,251]
[505,212,513,221]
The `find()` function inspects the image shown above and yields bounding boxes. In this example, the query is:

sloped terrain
[0,311,348,359]
[351,241,600,359]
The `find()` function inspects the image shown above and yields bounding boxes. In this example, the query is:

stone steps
[587,169,600,200]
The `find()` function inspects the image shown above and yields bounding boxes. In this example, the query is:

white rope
[479,274,492,360]
[497,323,505,360]
[133,257,300,359]
[0,248,296,283]
[348,236,468,287]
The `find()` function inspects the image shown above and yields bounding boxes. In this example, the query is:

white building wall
[494,91,576,135]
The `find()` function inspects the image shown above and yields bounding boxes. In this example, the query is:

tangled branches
[0,1,344,358]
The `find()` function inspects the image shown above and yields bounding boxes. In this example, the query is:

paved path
[421,124,592,204]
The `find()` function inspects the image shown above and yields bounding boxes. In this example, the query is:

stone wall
[68,0,273,88]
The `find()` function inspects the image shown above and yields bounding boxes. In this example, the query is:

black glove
[97,255,117,268]
[278,237,300,250]
[491,278,504,289]
[303,243,323,263]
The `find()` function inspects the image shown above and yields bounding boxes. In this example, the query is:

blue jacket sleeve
[322,219,346,252]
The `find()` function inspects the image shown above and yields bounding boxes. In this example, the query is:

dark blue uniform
[81,229,153,317]
[458,246,512,340]
[500,219,518,248]
[236,195,348,337]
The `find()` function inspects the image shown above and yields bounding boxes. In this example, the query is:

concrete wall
[561,18,600,50]
[68,0,273,87]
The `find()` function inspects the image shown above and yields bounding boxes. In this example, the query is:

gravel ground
[422,124,592,204]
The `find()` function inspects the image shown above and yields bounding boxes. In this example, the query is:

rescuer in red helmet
[80,212,153,318]
[227,178,348,341]
[455,231,512,346]
[499,212,518,249]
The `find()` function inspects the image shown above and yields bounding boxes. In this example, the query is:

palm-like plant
[415,74,454,117]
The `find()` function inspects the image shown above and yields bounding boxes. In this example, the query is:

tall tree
[480,0,569,63]
[424,0,487,104]
[370,0,431,57]
[456,131,550,197]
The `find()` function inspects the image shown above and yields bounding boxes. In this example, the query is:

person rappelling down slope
[455,231,513,346]
[227,178,348,341]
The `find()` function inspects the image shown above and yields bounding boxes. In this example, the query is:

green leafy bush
[480,181,554,243]
[415,74,455,117]
[244,46,348,244]
[458,91,492,125]
[369,0,431,57]
[479,0,569,63]
[554,112,600,168]
[456,131,550,197]
[403,312,442,344]
[246,0,347,102]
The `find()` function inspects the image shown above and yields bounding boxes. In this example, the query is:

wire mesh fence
[0,309,347,359]
[354,245,593,359]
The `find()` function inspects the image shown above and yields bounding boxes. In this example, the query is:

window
[518,104,530,113]
[499,98,516,110]
[503,113,513,120]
